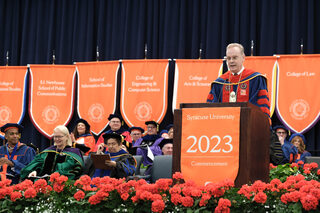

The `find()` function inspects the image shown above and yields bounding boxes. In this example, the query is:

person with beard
[0,123,36,184]
[134,120,163,175]
[94,114,131,152]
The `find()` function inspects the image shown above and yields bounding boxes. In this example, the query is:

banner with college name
[120,59,169,128]
[244,56,277,116]
[29,65,76,138]
[181,107,240,185]
[173,59,223,112]
[276,55,320,133]
[76,61,119,135]
[0,66,28,132]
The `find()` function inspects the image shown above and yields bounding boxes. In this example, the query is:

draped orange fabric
[244,56,277,116]
[29,65,76,138]
[276,55,320,133]
[181,107,240,185]
[120,60,169,128]
[76,61,119,135]
[0,66,27,128]
[173,59,223,112]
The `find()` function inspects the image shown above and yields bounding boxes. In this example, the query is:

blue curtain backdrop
[0,0,319,153]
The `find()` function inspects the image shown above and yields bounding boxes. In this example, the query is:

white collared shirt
[232,66,245,75]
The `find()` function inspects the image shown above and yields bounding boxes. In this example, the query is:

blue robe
[282,140,298,163]
[207,69,270,118]
[0,143,36,184]
[92,149,136,178]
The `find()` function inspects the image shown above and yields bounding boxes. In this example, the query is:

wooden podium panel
[173,102,270,187]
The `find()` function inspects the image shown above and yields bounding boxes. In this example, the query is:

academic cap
[273,125,289,134]
[108,114,123,121]
[166,124,174,131]
[128,126,145,133]
[158,138,173,150]
[0,123,24,133]
[75,119,90,130]
[145,120,159,131]
[103,132,123,143]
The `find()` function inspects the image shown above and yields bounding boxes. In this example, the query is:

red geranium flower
[120,192,129,201]
[50,172,60,182]
[24,188,37,199]
[151,199,165,213]
[74,190,85,201]
[172,172,184,180]
[10,191,22,202]
[181,196,194,207]
[253,191,267,204]
[214,198,231,213]
[171,193,182,205]
[300,194,318,211]
[34,179,48,193]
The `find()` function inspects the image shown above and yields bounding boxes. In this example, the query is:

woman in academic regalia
[20,125,84,180]
[71,119,96,156]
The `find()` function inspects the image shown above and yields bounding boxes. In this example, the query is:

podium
[172,102,270,187]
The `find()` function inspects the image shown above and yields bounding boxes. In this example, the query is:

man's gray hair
[226,43,245,55]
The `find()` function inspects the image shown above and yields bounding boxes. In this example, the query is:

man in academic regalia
[0,123,36,184]
[133,121,163,175]
[93,133,136,178]
[206,43,270,119]
[94,114,131,152]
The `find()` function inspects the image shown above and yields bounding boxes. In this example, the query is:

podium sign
[173,102,270,187]
[181,107,240,185]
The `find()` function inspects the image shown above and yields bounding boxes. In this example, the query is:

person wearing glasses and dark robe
[93,133,136,178]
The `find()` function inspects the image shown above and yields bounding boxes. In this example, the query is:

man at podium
[206,43,270,118]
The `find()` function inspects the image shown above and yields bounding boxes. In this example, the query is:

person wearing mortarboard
[166,124,174,139]
[71,119,96,156]
[160,130,169,139]
[0,123,36,184]
[289,133,311,163]
[94,114,131,152]
[128,126,144,155]
[273,125,298,164]
[133,120,163,175]
[157,138,173,155]
[93,133,136,178]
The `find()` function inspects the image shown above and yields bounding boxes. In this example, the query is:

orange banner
[76,61,119,135]
[181,107,240,185]
[173,59,223,112]
[276,55,320,133]
[244,56,277,116]
[0,66,28,128]
[120,60,169,128]
[29,65,76,138]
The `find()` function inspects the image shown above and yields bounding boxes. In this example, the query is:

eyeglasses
[53,135,65,139]
[147,126,156,129]
[276,131,286,135]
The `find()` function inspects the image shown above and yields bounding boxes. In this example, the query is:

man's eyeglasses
[276,131,286,135]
